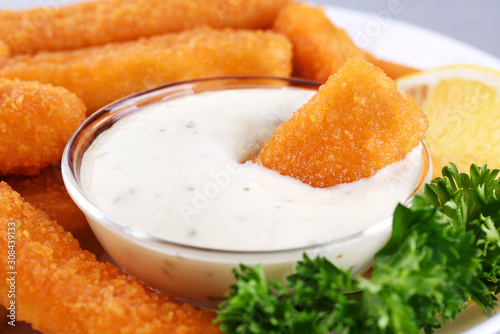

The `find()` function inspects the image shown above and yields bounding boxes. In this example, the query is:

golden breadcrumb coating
[0,182,220,334]
[273,2,370,81]
[0,0,291,55]
[0,40,9,58]
[273,2,418,81]
[1,164,103,256]
[0,28,292,113]
[254,58,428,188]
[0,79,86,175]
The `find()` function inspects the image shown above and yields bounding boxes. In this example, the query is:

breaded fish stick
[0,79,86,175]
[1,165,103,256]
[0,182,220,334]
[0,40,9,58]
[0,28,292,113]
[273,2,418,81]
[254,59,428,188]
[0,0,290,55]
[273,2,370,81]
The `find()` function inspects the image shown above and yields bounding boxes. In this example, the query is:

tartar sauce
[81,88,422,251]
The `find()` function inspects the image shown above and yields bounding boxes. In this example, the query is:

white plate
[4,3,500,333]
[323,5,500,71]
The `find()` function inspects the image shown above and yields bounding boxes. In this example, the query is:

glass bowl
[62,76,432,310]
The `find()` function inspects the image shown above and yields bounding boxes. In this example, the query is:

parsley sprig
[216,164,500,333]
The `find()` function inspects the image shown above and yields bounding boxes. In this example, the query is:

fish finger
[254,58,428,188]
[1,164,103,256]
[0,79,86,175]
[0,28,292,113]
[273,2,418,81]
[0,182,220,334]
[0,40,9,58]
[0,0,290,55]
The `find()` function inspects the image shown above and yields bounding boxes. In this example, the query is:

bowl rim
[62,75,432,256]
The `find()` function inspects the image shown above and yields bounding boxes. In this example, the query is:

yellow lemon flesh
[396,65,500,176]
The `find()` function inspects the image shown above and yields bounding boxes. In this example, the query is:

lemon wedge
[396,65,500,176]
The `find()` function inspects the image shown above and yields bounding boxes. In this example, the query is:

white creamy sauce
[81,88,422,251]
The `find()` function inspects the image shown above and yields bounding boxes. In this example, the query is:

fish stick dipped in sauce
[0,0,290,55]
[0,78,86,175]
[0,28,293,113]
[273,2,419,80]
[0,182,221,334]
[254,58,428,188]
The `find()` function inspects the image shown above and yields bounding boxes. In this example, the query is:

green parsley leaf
[216,164,500,334]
